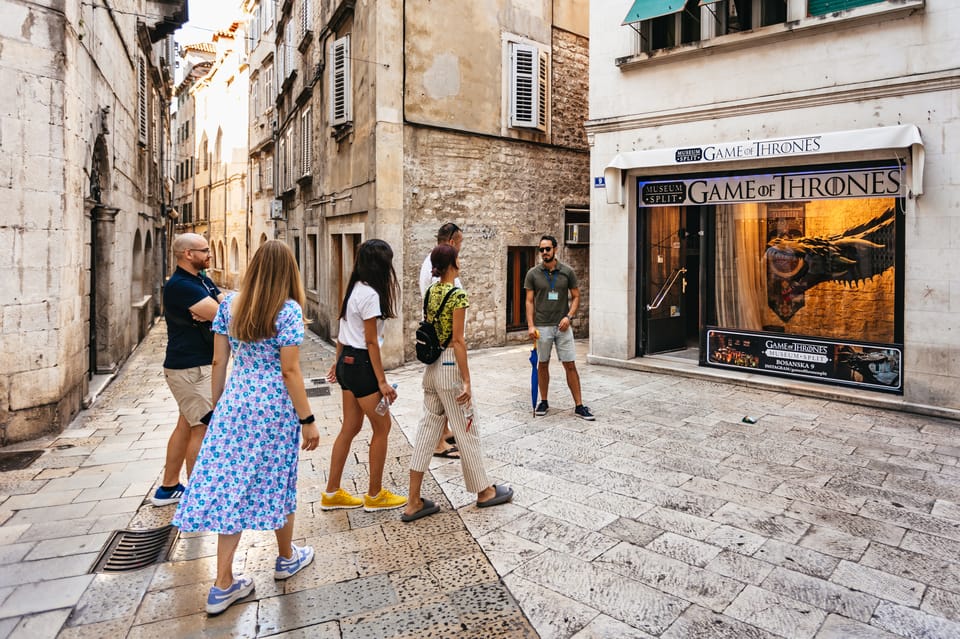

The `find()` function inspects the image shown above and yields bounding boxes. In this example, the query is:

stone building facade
[249,0,590,367]
[243,0,278,255]
[183,25,249,290]
[0,0,186,443]
[170,44,215,240]
[587,0,960,417]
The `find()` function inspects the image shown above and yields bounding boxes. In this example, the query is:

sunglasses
[538,247,553,253]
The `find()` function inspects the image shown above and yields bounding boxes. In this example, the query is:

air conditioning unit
[565,223,589,245]
[270,200,284,220]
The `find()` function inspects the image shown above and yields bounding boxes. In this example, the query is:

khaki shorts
[536,325,577,363]
[163,366,212,427]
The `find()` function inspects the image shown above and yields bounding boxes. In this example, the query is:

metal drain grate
[306,379,331,397]
[91,526,177,572]
[0,450,43,472]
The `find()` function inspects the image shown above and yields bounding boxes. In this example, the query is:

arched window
[230,237,239,273]
[131,230,144,300]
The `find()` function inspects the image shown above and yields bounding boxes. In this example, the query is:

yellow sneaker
[363,489,407,512]
[320,488,363,511]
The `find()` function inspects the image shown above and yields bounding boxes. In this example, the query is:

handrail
[646,267,686,311]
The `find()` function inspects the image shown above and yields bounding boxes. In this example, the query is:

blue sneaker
[535,400,549,416]
[274,544,315,580]
[150,483,185,506]
[206,576,254,615]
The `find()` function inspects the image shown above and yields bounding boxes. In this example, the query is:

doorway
[638,205,705,356]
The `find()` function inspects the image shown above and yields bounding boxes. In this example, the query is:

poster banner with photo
[706,328,903,393]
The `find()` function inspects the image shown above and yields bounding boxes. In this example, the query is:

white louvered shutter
[329,35,351,125]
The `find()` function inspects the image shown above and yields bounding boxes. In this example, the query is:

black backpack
[415,285,459,364]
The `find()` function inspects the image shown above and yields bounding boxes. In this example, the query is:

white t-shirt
[338,282,384,349]
[419,252,462,298]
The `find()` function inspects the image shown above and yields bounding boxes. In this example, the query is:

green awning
[622,0,686,25]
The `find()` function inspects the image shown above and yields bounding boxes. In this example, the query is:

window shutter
[137,56,147,145]
[301,107,312,175]
[286,21,295,74]
[276,39,284,82]
[329,35,351,125]
[509,43,538,128]
[808,0,883,16]
[537,50,548,132]
[300,0,311,39]
[151,97,158,162]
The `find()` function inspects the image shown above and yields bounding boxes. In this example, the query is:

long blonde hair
[230,240,306,342]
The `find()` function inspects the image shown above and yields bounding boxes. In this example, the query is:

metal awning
[602,124,925,205]
[698,0,722,5]
[622,0,686,25]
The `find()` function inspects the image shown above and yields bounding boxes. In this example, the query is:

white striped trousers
[409,347,491,494]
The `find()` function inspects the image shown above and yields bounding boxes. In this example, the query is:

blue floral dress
[173,295,304,534]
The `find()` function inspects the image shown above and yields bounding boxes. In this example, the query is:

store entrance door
[641,206,702,355]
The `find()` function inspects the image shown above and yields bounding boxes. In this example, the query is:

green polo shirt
[524,261,578,326]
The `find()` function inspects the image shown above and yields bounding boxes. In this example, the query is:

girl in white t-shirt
[322,239,407,512]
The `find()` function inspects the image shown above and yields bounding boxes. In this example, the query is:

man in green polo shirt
[524,235,595,421]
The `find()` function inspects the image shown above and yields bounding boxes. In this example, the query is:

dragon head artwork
[765,207,896,321]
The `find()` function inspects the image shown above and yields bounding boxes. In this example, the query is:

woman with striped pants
[402,243,513,522]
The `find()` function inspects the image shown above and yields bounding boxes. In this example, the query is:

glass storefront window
[715,196,898,343]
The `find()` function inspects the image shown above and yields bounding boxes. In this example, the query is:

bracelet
[298,415,315,425]
[566,315,573,321]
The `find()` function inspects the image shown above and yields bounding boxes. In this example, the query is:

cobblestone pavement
[2,322,960,638]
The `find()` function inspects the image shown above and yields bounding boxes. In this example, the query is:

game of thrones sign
[706,329,903,393]
[638,167,902,207]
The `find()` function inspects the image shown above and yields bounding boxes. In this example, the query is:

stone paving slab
[3,323,960,637]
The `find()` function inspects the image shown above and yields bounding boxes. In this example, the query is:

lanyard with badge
[546,268,560,301]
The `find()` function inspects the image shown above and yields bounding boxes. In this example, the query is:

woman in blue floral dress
[173,240,320,615]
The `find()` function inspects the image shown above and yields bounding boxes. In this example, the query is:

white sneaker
[205,576,254,615]
[274,543,315,580]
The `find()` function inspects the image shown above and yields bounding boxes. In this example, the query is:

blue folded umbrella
[529,336,539,414]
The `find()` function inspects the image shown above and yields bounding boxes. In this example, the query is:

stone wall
[402,126,590,356]
[0,1,176,443]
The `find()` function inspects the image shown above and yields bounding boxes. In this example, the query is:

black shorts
[336,346,380,398]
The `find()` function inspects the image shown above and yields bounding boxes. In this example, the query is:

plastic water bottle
[375,384,398,416]
[463,403,474,432]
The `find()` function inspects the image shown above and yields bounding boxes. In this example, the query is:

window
[564,206,590,245]
[286,127,295,189]
[306,230,318,291]
[264,152,273,190]
[708,0,786,34]
[508,42,548,131]
[137,55,147,145]
[506,246,538,330]
[300,107,312,176]
[285,20,295,76]
[276,33,285,82]
[278,135,286,190]
[252,158,261,193]
[251,78,259,116]
[636,0,702,52]
[808,0,882,16]
[262,0,274,30]
[299,0,312,41]
[250,4,260,44]
[264,64,273,107]
[329,35,352,126]
[201,137,209,171]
